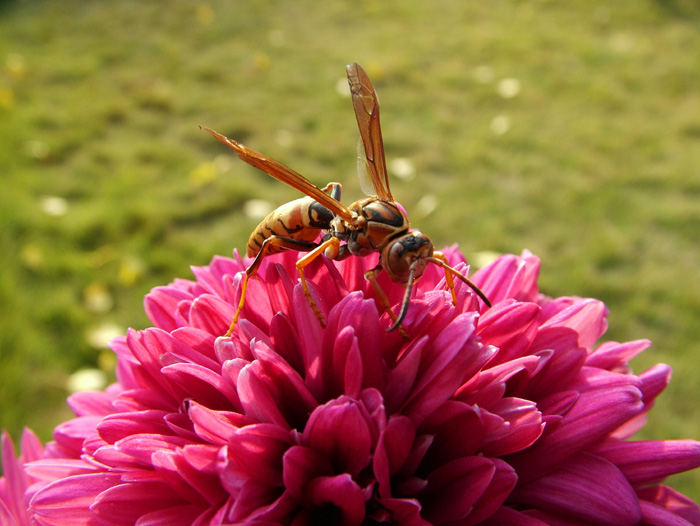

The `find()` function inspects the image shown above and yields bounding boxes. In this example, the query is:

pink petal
[480,506,550,525]
[91,479,188,526]
[24,458,98,484]
[511,452,641,525]
[420,401,486,464]
[373,415,416,498]
[188,294,234,336]
[97,410,172,444]
[0,502,17,526]
[375,496,428,526]
[230,274,275,333]
[53,416,103,454]
[220,423,293,490]
[151,448,224,506]
[1,431,31,524]
[638,363,673,406]
[586,339,651,370]
[384,336,429,414]
[290,285,325,398]
[638,499,697,526]
[66,390,116,417]
[305,474,366,526]
[480,398,544,456]
[593,439,700,485]
[267,314,304,373]
[462,458,517,525]
[523,345,587,400]
[189,264,226,298]
[508,377,643,482]
[472,252,541,304]
[227,478,289,522]
[133,504,204,526]
[401,313,478,424]
[457,354,542,407]
[237,362,296,430]
[161,362,234,410]
[637,485,700,525]
[30,473,122,525]
[144,286,193,332]
[421,456,496,524]
[124,328,185,403]
[170,326,220,366]
[540,298,608,351]
[282,445,334,500]
[188,401,253,445]
[321,293,385,396]
[477,300,541,365]
[246,341,318,430]
[303,397,373,478]
[112,434,190,467]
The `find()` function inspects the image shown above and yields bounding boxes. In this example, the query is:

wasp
[202,63,490,337]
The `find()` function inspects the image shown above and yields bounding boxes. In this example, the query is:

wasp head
[382,231,434,285]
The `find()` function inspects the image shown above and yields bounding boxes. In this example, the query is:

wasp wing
[356,138,377,198]
[346,63,393,202]
[201,126,354,222]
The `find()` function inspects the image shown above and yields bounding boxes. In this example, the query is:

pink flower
[2,247,700,525]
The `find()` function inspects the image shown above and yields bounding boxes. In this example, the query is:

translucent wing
[356,138,376,198]
[201,126,354,222]
[346,63,393,202]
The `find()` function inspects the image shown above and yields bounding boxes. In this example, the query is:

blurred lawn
[1,0,699,499]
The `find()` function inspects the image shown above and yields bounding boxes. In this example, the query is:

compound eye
[382,232,433,284]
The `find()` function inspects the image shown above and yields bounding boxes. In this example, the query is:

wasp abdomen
[246,197,335,257]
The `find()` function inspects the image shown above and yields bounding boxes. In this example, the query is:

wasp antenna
[428,257,492,308]
[387,262,418,332]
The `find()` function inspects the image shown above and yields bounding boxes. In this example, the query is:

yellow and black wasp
[202,63,490,337]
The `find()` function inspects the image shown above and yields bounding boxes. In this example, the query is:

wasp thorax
[382,231,434,284]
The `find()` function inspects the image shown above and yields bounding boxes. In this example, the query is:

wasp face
[382,231,434,284]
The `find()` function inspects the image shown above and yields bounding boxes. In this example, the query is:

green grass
[1,0,700,499]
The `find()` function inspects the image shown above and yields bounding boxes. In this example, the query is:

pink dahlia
[2,247,700,525]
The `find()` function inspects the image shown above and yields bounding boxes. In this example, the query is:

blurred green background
[1,0,699,499]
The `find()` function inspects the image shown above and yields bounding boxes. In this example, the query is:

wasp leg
[432,251,458,305]
[364,265,410,339]
[321,182,342,201]
[226,236,318,336]
[295,236,342,327]
[431,251,491,308]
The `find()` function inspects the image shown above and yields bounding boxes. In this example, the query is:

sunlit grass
[1,0,699,497]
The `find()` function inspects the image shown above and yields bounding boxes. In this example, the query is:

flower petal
[282,445,333,500]
[508,374,643,481]
[540,298,608,351]
[30,473,122,524]
[144,286,194,332]
[472,251,541,304]
[374,415,416,497]
[637,485,700,525]
[511,452,641,525]
[91,478,188,526]
[477,300,541,365]
[421,456,496,523]
[305,474,366,526]
[303,396,374,478]
[401,312,478,423]
[593,439,700,485]
[220,423,293,490]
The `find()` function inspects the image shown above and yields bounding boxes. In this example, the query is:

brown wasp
[202,63,490,337]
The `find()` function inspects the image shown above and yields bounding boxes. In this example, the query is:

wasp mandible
[201,63,491,337]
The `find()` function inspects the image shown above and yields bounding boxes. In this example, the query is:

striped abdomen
[246,196,335,257]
